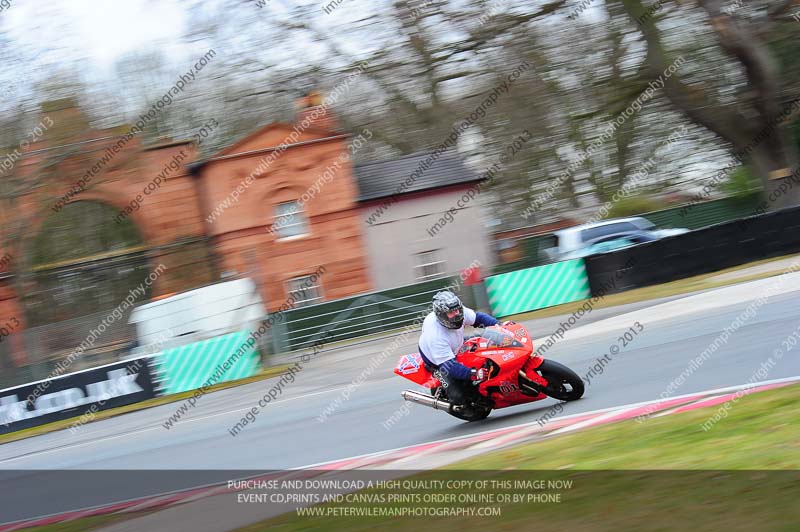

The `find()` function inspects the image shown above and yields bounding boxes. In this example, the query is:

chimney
[39,97,91,143]
[295,90,338,132]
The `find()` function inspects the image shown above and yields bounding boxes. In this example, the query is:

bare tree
[613,0,799,208]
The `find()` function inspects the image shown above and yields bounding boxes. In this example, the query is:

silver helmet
[432,290,464,329]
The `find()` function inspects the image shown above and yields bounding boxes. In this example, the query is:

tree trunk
[750,146,799,209]
[616,0,800,209]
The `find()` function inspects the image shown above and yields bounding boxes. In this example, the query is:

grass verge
[18,511,156,532]
[0,364,289,445]
[237,383,800,531]
[461,383,800,470]
[506,252,800,321]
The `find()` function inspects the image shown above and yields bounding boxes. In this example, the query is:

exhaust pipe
[401,390,453,412]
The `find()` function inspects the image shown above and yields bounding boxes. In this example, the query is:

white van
[127,278,267,358]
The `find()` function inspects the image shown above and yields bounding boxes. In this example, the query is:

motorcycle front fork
[519,355,549,396]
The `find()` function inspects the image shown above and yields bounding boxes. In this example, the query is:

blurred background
[0,0,799,389]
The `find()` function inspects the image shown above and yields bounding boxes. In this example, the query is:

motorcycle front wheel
[537,359,584,401]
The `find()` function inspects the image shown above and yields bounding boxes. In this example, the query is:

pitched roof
[354,150,481,202]
[209,122,338,159]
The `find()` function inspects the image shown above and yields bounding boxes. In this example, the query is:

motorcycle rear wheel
[436,380,492,422]
[448,404,492,422]
[537,359,584,401]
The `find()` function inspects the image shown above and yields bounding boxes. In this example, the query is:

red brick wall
[1,110,374,367]
[0,132,208,365]
[200,124,371,312]
[0,280,27,365]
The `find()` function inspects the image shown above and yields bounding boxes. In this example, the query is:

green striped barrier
[152,331,261,395]
[485,259,591,316]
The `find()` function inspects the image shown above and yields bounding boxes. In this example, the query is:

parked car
[561,232,657,260]
[545,217,688,262]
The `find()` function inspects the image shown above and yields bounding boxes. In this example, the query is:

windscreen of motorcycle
[472,329,525,349]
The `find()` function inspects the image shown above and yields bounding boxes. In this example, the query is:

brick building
[192,105,372,308]
[0,97,493,375]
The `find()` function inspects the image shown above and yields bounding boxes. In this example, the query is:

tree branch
[698,0,782,128]
[616,0,752,148]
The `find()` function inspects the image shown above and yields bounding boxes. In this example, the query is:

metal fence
[25,307,133,365]
[0,307,135,389]
[0,239,218,390]
[645,193,761,230]
[277,276,476,353]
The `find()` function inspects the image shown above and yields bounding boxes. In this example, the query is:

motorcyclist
[417,290,503,407]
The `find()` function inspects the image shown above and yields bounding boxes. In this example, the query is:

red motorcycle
[394,322,584,421]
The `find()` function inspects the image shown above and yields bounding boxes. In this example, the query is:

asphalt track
[2,277,800,523]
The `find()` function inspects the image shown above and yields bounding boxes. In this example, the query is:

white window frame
[287,274,324,308]
[272,200,310,240]
[414,250,446,281]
